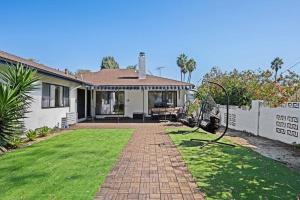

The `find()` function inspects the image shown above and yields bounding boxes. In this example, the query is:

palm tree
[186,58,196,83]
[100,56,119,69]
[0,85,24,146]
[271,57,283,82]
[177,54,188,81]
[0,64,38,147]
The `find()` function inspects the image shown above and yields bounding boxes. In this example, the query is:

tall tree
[27,58,39,63]
[100,56,119,69]
[176,54,188,81]
[126,65,137,70]
[271,57,283,82]
[186,58,197,83]
[75,69,91,75]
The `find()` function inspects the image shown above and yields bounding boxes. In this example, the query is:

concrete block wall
[219,100,300,145]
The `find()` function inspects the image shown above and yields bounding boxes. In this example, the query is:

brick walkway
[88,123,205,200]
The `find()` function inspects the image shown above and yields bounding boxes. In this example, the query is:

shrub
[8,136,23,149]
[199,66,300,107]
[187,101,200,117]
[0,64,39,147]
[37,126,51,137]
[26,130,37,141]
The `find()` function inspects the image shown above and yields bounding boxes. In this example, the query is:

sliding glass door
[95,91,125,115]
[148,91,177,114]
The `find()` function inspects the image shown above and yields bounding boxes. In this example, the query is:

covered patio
[76,81,193,123]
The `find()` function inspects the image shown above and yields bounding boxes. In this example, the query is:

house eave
[0,57,91,86]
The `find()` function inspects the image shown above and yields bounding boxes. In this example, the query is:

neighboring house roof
[0,50,89,84]
[0,50,193,88]
[80,69,193,87]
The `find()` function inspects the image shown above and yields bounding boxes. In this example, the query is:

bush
[8,136,23,149]
[26,130,37,141]
[0,64,39,147]
[200,66,300,107]
[187,101,200,117]
[37,126,51,137]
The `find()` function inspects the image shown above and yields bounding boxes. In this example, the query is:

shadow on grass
[168,129,208,135]
[179,140,206,147]
[168,128,300,200]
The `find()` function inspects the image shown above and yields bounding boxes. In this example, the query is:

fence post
[251,100,263,136]
[257,101,262,136]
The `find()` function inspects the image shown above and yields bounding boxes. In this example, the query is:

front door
[87,90,91,117]
[77,89,85,119]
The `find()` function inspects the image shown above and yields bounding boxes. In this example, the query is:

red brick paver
[88,123,205,200]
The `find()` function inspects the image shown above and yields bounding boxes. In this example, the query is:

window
[63,87,70,107]
[95,91,125,115]
[42,83,70,108]
[148,91,177,114]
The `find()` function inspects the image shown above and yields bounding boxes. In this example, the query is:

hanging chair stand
[177,98,203,134]
[179,80,235,147]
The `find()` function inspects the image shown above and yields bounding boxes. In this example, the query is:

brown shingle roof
[81,69,193,86]
[0,50,89,84]
[0,50,193,87]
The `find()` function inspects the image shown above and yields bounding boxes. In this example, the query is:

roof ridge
[147,74,192,85]
[0,50,90,84]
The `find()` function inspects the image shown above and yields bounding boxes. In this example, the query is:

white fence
[219,100,300,145]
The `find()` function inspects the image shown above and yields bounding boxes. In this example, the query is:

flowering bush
[198,66,299,107]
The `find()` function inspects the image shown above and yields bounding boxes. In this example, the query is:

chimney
[138,52,146,79]
[64,68,69,75]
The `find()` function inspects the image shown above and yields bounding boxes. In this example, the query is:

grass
[167,128,300,200]
[0,129,133,200]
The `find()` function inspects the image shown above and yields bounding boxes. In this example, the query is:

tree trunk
[180,72,182,82]
[188,72,191,83]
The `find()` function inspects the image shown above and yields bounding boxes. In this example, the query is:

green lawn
[0,129,133,200]
[167,128,300,200]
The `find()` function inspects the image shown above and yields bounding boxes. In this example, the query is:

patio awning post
[117,87,119,123]
[142,87,145,123]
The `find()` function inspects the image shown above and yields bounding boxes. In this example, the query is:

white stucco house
[0,51,193,130]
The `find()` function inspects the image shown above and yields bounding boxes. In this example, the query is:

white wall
[23,74,83,130]
[219,100,261,134]
[177,90,186,108]
[219,101,300,145]
[125,90,146,117]
[259,104,300,144]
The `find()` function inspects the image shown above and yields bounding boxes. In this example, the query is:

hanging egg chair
[180,80,234,147]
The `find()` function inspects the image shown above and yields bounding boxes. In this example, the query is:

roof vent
[138,52,146,79]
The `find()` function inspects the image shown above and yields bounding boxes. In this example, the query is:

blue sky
[1,0,300,83]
